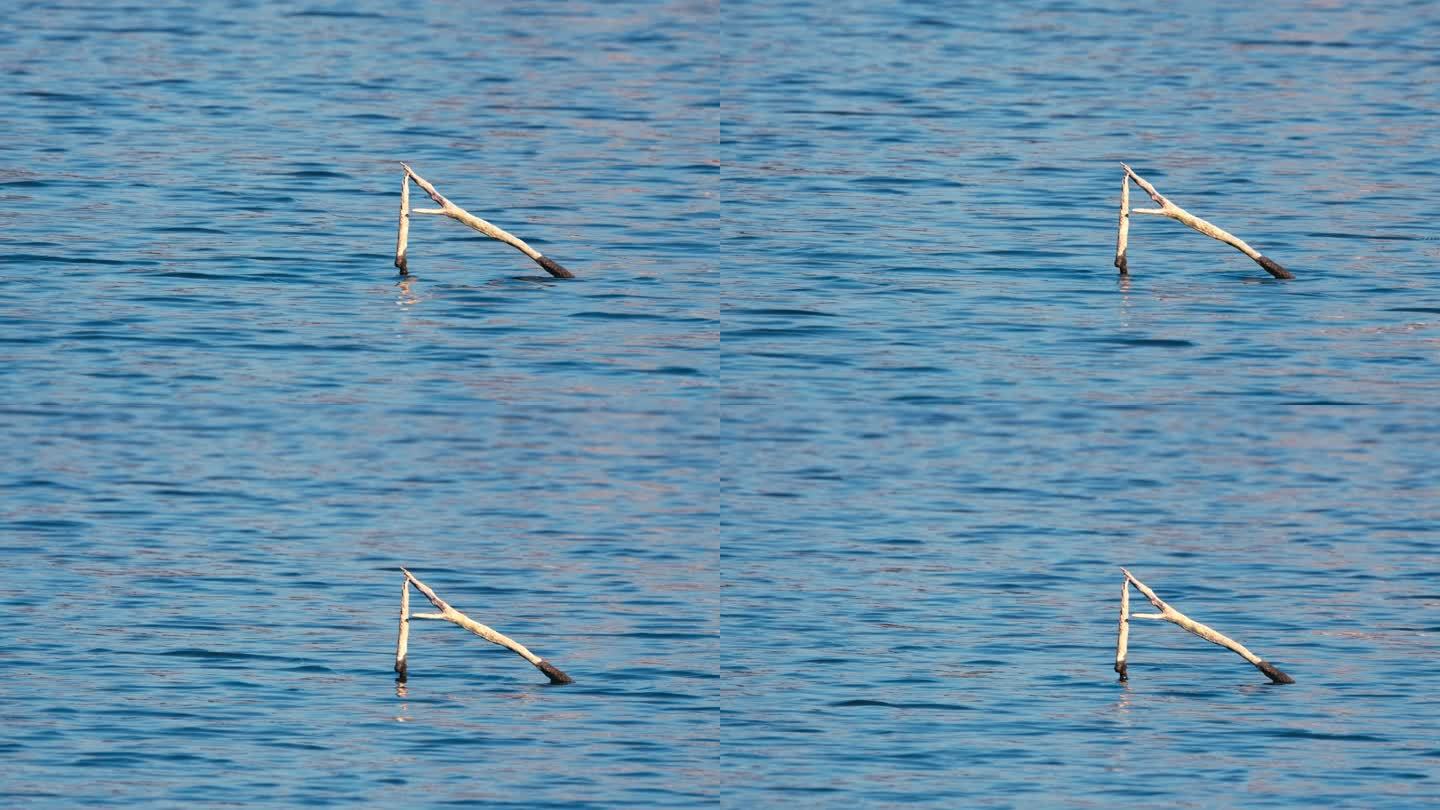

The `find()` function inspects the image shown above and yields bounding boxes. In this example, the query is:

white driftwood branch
[397,164,575,279]
[1114,174,1130,275]
[1119,568,1294,684]
[394,174,411,275]
[394,577,410,680]
[1117,163,1294,280]
[398,567,573,685]
[1115,579,1130,681]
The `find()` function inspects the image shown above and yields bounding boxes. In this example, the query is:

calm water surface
[3,2,717,807]
[721,1,1439,807]
[4,0,1439,807]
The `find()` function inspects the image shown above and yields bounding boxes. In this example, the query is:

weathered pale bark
[397,567,573,685]
[394,174,411,275]
[1114,175,1130,276]
[1119,568,1294,684]
[1114,579,1130,681]
[394,577,410,680]
[1117,163,1294,280]
[397,164,575,278]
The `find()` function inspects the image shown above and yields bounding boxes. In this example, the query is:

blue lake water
[3,0,1439,807]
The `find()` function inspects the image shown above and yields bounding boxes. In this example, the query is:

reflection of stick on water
[1116,568,1294,685]
[1115,163,1294,280]
[394,567,574,685]
[394,163,576,279]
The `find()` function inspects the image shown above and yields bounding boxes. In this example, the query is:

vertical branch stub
[1115,174,1130,276]
[1115,579,1130,681]
[395,173,411,275]
[395,577,410,681]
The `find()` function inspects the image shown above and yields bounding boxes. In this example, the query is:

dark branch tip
[535,255,576,279]
[1256,660,1295,685]
[1255,255,1295,280]
[537,660,574,685]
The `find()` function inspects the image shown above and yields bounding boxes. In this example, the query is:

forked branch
[1116,567,1294,685]
[394,567,573,685]
[394,163,575,279]
[1116,163,1294,280]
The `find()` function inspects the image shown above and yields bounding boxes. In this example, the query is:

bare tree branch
[1118,568,1294,684]
[396,567,573,685]
[395,164,575,279]
[1116,163,1294,279]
